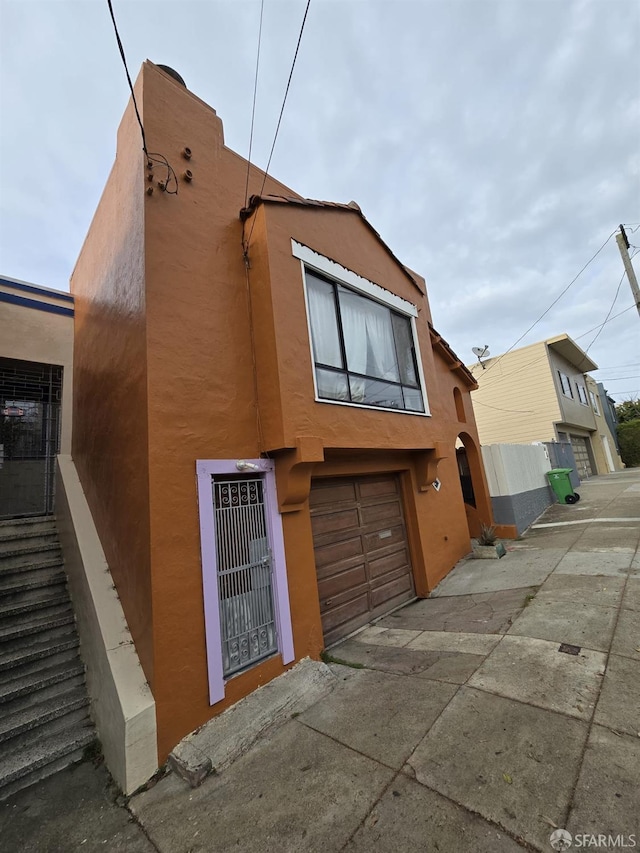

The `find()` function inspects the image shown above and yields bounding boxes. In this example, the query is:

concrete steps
[0,604,76,644]
[0,516,95,800]
[0,516,57,537]
[0,726,95,801]
[0,543,63,572]
[0,631,80,675]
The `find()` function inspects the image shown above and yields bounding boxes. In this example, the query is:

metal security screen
[213,476,277,677]
[0,358,62,519]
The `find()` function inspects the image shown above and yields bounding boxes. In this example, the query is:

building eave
[545,334,598,372]
[240,194,425,297]
[429,324,478,390]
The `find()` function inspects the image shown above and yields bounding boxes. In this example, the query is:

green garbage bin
[546,468,580,504]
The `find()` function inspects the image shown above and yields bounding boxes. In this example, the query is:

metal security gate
[0,358,62,519]
[213,476,278,676]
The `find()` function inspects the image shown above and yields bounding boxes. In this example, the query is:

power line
[476,352,548,389]
[239,2,267,453]
[472,399,536,414]
[105,0,178,194]
[258,0,311,197]
[481,230,617,378]
[239,0,311,446]
[573,304,635,341]
[584,269,626,353]
[245,0,312,249]
[475,303,634,390]
[476,303,636,393]
[244,0,265,209]
[593,362,640,370]
[106,0,147,154]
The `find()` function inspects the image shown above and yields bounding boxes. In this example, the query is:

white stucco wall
[481,442,552,497]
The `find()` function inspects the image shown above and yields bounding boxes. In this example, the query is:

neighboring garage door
[570,435,593,477]
[310,475,415,646]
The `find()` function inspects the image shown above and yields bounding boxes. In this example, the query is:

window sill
[314,396,431,417]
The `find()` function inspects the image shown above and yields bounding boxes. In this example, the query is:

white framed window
[293,241,429,415]
[589,390,600,415]
[558,371,573,399]
[577,384,589,406]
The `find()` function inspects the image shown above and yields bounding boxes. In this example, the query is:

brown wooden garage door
[310,475,415,646]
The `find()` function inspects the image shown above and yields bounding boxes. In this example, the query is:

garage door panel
[309,481,357,508]
[311,507,360,538]
[311,474,415,646]
[360,500,402,526]
[314,536,364,570]
[363,525,406,555]
[317,565,367,600]
[370,574,414,609]
[368,548,411,581]
[315,552,366,581]
[321,593,370,635]
[358,477,399,499]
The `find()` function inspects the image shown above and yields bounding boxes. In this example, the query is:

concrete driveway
[3,469,639,852]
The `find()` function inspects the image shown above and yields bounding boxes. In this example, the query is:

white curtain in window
[316,368,350,401]
[307,276,342,367]
[339,289,399,381]
[391,314,417,385]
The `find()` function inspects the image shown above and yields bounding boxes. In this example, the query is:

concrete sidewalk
[3,469,639,852]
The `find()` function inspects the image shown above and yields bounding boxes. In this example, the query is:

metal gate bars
[0,358,62,519]
[213,476,278,676]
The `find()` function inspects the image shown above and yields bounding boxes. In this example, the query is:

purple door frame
[196,458,295,704]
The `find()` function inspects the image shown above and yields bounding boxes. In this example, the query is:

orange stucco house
[69,61,500,776]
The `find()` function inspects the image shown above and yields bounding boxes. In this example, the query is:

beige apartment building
[470,334,623,477]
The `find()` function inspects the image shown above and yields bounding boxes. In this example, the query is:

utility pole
[616,224,640,319]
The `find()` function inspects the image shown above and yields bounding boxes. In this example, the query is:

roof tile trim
[429,324,477,389]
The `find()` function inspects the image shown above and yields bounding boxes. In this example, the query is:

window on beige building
[558,371,573,398]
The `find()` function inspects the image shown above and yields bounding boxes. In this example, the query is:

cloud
[0,0,638,395]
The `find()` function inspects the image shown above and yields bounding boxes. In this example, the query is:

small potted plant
[472,523,507,559]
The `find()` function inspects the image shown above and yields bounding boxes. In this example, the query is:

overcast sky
[1,0,639,400]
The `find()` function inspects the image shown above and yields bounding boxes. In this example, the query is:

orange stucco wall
[249,204,440,451]
[71,79,154,684]
[72,62,494,763]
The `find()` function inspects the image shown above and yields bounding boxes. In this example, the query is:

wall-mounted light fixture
[236,460,260,472]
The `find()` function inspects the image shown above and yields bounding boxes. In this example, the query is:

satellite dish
[472,346,490,358]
